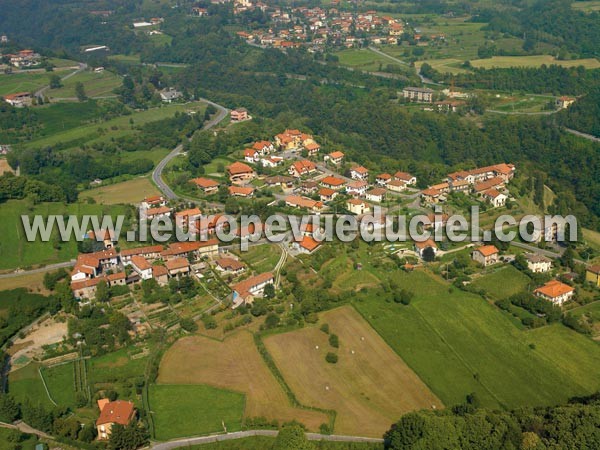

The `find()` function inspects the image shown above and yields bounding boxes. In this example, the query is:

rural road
[34,62,88,99]
[0,260,75,279]
[564,127,600,142]
[150,430,384,449]
[152,99,228,200]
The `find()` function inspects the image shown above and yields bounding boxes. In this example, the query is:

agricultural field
[0,71,55,97]
[149,384,245,440]
[41,362,78,407]
[353,269,600,409]
[571,0,600,12]
[470,55,600,69]
[0,428,39,450]
[81,176,160,205]
[158,331,330,430]
[0,199,127,271]
[8,363,55,409]
[264,306,441,437]
[334,48,409,73]
[566,302,600,339]
[486,93,555,113]
[470,265,531,299]
[0,270,46,292]
[47,69,122,99]
[237,244,282,274]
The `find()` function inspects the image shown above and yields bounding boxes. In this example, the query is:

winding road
[152,98,228,200]
[151,430,383,449]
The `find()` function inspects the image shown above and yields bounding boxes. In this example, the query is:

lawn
[82,177,160,205]
[158,331,329,431]
[470,265,531,299]
[264,306,441,437]
[471,55,600,69]
[353,269,600,409]
[8,363,55,409]
[150,384,245,440]
[0,199,127,271]
[47,70,122,99]
[237,244,282,274]
[41,362,77,407]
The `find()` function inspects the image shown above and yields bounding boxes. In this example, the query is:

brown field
[157,331,329,431]
[0,159,16,176]
[0,271,47,293]
[471,55,600,69]
[264,306,441,437]
[82,177,160,205]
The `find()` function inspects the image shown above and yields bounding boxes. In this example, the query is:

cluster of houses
[231,3,413,51]
[421,163,515,207]
[1,49,41,68]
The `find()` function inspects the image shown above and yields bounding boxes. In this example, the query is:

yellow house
[585,265,600,287]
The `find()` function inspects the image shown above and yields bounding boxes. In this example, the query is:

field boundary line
[38,367,58,407]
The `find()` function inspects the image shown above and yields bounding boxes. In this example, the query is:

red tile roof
[534,280,574,299]
[475,245,499,257]
[227,162,254,175]
[96,400,135,427]
[190,177,219,188]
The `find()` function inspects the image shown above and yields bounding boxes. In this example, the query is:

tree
[75,82,87,101]
[108,421,148,450]
[422,246,436,262]
[274,424,315,450]
[95,280,110,302]
[49,74,62,89]
[0,394,20,422]
[263,283,275,299]
[328,334,339,348]
[180,317,198,332]
[265,313,280,329]
[325,352,338,364]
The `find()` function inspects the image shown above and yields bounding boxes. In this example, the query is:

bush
[325,352,338,364]
[328,334,339,348]
[320,323,329,334]
[180,318,199,333]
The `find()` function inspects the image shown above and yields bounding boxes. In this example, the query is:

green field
[41,362,78,407]
[186,437,381,450]
[335,48,409,73]
[237,244,282,273]
[471,55,600,69]
[0,199,127,271]
[0,72,54,96]
[572,1,600,12]
[47,70,122,99]
[470,265,531,299]
[149,384,245,440]
[8,363,55,409]
[353,270,600,409]
[0,427,38,450]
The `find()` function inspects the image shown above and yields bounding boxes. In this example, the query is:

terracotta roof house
[285,195,324,212]
[319,187,338,202]
[376,173,392,186]
[96,400,136,440]
[472,245,499,267]
[326,151,344,165]
[190,177,220,194]
[288,160,317,178]
[232,272,274,308]
[227,162,255,183]
[534,280,574,306]
[393,171,416,185]
[421,188,442,204]
[165,257,190,277]
[366,187,386,203]
[346,198,371,215]
[414,239,438,258]
[350,166,369,180]
[229,186,255,197]
[320,175,346,190]
[295,236,321,254]
[215,257,245,274]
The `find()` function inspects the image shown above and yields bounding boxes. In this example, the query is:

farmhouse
[421,188,442,204]
[165,257,191,277]
[585,265,600,287]
[244,148,259,163]
[130,255,153,280]
[350,166,369,181]
[483,189,507,208]
[325,151,344,165]
[294,235,321,254]
[534,280,574,306]
[227,162,255,183]
[472,245,499,267]
[232,272,274,308]
[159,88,182,103]
[145,206,172,220]
[3,92,32,107]
[96,399,136,440]
[524,253,553,273]
[402,87,434,103]
[320,175,346,190]
[556,96,576,109]
[142,195,166,209]
[346,198,370,215]
[190,177,220,194]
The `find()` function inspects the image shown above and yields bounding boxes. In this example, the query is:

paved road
[152,99,228,200]
[486,109,557,116]
[564,127,600,142]
[34,62,88,99]
[151,430,383,449]
[0,260,75,279]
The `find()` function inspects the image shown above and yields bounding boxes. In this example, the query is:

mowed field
[82,177,160,205]
[264,306,441,437]
[47,70,122,99]
[158,331,329,431]
[470,265,531,300]
[149,384,245,440]
[354,270,600,409]
[471,55,600,69]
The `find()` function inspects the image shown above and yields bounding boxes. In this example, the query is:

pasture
[150,384,245,440]
[8,363,55,409]
[41,362,78,407]
[470,55,600,69]
[470,265,531,299]
[264,306,441,437]
[47,70,122,99]
[82,177,160,205]
[0,72,53,96]
[353,269,600,409]
[158,331,329,431]
[0,200,127,271]
[334,48,408,73]
[0,271,47,292]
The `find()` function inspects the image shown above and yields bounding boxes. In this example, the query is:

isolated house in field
[230,107,249,122]
[555,96,575,109]
[227,161,255,183]
[294,235,321,254]
[3,92,32,107]
[534,280,574,306]
[159,87,182,103]
[472,245,499,267]
[96,399,136,440]
[524,253,552,273]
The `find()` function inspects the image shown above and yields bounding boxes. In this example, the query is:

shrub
[328,334,339,348]
[325,352,338,364]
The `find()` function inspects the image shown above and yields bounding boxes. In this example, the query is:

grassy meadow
[470,265,532,299]
[470,55,600,69]
[81,177,160,205]
[47,70,122,99]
